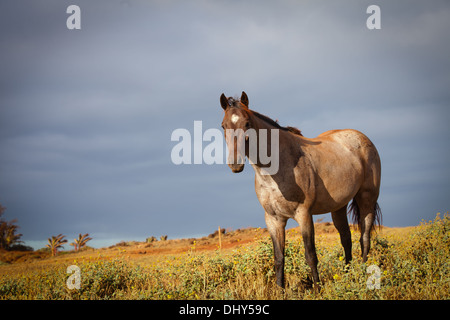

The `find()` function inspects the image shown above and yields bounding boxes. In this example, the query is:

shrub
[1,213,448,300]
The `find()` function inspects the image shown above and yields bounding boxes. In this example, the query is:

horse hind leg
[331,205,352,264]
[350,194,382,262]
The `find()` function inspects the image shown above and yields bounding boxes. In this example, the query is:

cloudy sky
[1,0,449,249]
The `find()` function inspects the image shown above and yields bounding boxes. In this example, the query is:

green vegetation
[46,234,68,257]
[0,205,23,250]
[70,233,93,252]
[0,213,448,299]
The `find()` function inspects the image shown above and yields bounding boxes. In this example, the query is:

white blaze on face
[231,114,240,124]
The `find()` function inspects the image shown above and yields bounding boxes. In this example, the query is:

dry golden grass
[1,214,448,299]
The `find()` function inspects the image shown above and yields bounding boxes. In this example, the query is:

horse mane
[227,97,303,136]
[251,110,303,136]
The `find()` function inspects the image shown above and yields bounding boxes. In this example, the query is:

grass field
[0,213,448,300]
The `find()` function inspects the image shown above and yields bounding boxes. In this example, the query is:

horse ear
[240,91,249,108]
[220,93,229,110]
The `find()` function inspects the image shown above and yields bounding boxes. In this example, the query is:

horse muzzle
[229,163,245,173]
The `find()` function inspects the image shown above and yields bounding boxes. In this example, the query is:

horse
[220,91,382,288]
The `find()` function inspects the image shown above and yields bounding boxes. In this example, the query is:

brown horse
[220,91,382,288]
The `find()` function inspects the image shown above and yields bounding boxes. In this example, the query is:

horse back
[314,129,379,161]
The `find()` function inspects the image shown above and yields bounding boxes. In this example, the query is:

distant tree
[46,234,68,256]
[9,244,33,251]
[70,233,92,251]
[146,236,157,243]
[160,235,168,241]
[0,204,23,250]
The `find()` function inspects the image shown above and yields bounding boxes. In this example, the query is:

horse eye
[245,122,250,128]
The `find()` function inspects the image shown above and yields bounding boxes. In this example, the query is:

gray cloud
[1,0,449,248]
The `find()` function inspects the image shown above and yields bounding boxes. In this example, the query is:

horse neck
[247,112,303,174]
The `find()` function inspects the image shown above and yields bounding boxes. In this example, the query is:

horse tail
[348,200,382,232]
[348,199,360,228]
[374,202,383,230]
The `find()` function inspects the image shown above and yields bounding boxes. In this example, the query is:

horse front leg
[295,208,320,286]
[264,212,287,288]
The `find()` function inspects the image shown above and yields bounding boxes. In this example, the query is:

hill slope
[0,214,448,299]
